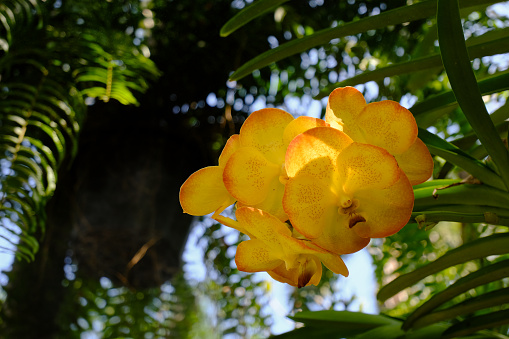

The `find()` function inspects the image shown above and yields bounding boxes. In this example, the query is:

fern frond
[0,69,85,261]
[71,32,160,105]
[0,0,44,53]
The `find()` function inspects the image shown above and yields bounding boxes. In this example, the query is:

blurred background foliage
[0,0,508,338]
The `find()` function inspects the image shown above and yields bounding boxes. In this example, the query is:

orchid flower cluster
[180,87,433,288]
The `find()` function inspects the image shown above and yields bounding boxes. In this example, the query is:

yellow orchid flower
[283,127,414,255]
[179,134,240,217]
[325,87,433,185]
[218,206,349,288]
[223,108,327,221]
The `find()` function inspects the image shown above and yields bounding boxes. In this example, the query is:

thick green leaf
[220,0,291,37]
[378,233,509,303]
[229,0,500,80]
[354,324,404,339]
[442,309,509,339]
[437,0,509,190]
[289,310,401,335]
[412,287,509,329]
[270,326,345,338]
[418,128,503,188]
[402,259,509,330]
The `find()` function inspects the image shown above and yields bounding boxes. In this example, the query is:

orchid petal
[394,138,434,185]
[235,207,291,252]
[250,178,288,221]
[283,174,337,239]
[223,147,280,205]
[304,242,349,276]
[240,108,294,164]
[325,86,367,140]
[282,116,328,146]
[337,143,400,194]
[357,101,418,155]
[353,170,414,238]
[285,127,352,180]
[218,134,241,168]
[179,166,235,216]
[235,239,282,272]
[309,211,371,255]
[267,258,322,287]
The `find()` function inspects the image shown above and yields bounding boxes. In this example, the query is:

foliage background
[0,0,509,338]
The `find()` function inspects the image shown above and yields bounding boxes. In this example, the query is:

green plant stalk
[411,211,509,227]
[411,287,509,330]
[437,0,509,191]
[413,183,509,210]
[377,233,509,302]
[402,259,509,330]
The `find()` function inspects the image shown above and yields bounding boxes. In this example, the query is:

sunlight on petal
[286,127,352,180]
[325,86,367,141]
[357,101,417,155]
[235,207,291,249]
[240,108,294,164]
[283,174,337,239]
[235,239,282,272]
[282,116,328,146]
[218,134,241,168]
[337,143,400,194]
[353,170,414,238]
[223,147,280,205]
[394,138,434,185]
[180,166,235,216]
[310,210,371,255]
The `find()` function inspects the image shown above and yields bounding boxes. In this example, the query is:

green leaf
[402,259,509,330]
[378,233,509,303]
[320,32,509,96]
[442,309,509,339]
[289,310,401,337]
[353,324,405,339]
[437,0,509,190]
[261,326,341,338]
[412,287,509,330]
[220,0,291,37]
[418,128,504,188]
[229,0,500,80]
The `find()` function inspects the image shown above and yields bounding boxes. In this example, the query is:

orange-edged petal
[337,143,400,195]
[304,242,349,277]
[250,178,288,221]
[282,116,328,146]
[218,134,241,168]
[240,108,294,164]
[235,207,291,254]
[235,239,282,272]
[353,169,414,238]
[394,138,434,185]
[267,258,322,288]
[308,210,371,255]
[325,87,367,141]
[283,174,338,239]
[180,166,236,216]
[223,147,280,205]
[285,127,353,180]
[357,101,418,155]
